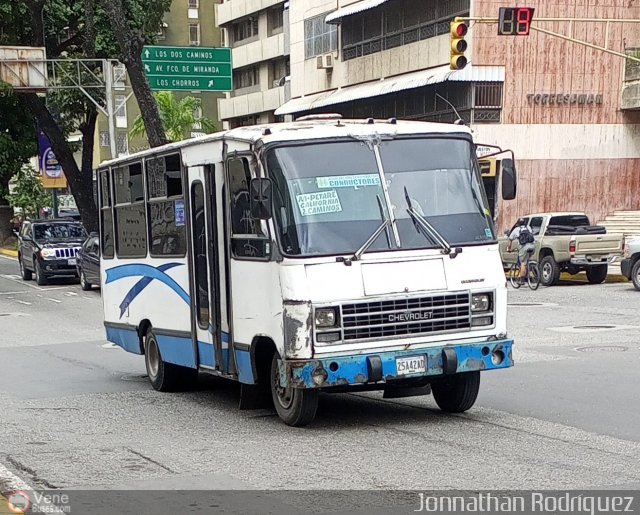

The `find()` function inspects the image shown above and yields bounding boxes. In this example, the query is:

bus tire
[270,353,318,427]
[144,328,196,392]
[432,371,480,413]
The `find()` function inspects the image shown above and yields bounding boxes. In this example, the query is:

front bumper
[621,258,632,279]
[40,259,78,276]
[280,339,513,389]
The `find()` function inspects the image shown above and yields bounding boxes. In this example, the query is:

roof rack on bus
[295,114,343,122]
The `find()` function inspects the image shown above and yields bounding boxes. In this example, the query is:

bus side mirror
[250,178,273,220]
[501,159,517,200]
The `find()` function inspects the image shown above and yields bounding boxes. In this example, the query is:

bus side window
[228,158,263,237]
[227,157,269,259]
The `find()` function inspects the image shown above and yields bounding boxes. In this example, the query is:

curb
[0,248,17,258]
[559,272,628,284]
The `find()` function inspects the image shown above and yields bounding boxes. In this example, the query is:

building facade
[94,0,223,164]
[274,0,640,230]
[215,0,290,128]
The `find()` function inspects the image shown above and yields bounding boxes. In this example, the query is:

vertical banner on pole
[38,130,67,189]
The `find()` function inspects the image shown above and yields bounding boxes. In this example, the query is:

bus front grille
[341,292,471,341]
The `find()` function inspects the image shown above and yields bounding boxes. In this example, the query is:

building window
[115,95,127,128]
[192,105,203,130]
[116,133,129,157]
[305,13,337,59]
[188,0,198,8]
[230,115,261,129]
[269,58,290,88]
[233,65,259,90]
[472,82,503,124]
[268,7,284,36]
[113,63,127,89]
[341,0,470,61]
[232,16,259,46]
[100,131,110,148]
[189,23,200,46]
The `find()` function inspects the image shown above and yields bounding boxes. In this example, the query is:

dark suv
[17,219,88,285]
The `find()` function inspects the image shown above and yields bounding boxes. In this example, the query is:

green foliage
[8,167,51,219]
[130,91,217,142]
[0,88,37,194]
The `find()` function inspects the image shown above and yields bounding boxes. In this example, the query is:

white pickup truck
[499,212,623,286]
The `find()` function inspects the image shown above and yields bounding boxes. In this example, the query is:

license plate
[68,258,77,265]
[396,355,426,376]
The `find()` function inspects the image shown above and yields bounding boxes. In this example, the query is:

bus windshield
[266,137,495,257]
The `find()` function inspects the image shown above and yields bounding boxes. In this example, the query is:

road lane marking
[0,292,28,296]
[16,301,31,306]
[0,275,65,292]
[47,298,62,304]
[0,255,17,261]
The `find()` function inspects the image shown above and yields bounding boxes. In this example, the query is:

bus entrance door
[188,166,222,372]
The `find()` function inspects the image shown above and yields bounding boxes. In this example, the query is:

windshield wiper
[337,195,392,266]
[403,187,461,258]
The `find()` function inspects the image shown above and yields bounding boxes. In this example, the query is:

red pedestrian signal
[498,7,535,36]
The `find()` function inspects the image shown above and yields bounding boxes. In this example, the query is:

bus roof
[98,119,472,169]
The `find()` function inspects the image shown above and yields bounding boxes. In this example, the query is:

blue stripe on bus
[106,326,141,354]
[197,340,216,367]
[117,263,182,317]
[156,334,197,369]
[106,326,254,382]
[105,263,190,318]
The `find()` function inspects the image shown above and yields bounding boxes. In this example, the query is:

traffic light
[450,20,468,70]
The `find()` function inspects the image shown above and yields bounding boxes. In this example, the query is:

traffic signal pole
[454,16,640,64]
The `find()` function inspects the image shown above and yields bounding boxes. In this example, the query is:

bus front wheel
[144,328,197,392]
[270,353,318,427]
[432,371,480,413]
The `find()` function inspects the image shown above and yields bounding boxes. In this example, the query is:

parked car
[17,219,87,285]
[76,234,101,291]
[620,238,640,290]
[499,212,623,286]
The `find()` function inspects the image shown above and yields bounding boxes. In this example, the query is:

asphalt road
[1,253,640,495]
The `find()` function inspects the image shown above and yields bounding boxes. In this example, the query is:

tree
[0,88,38,243]
[130,92,217,142]
[8,166,51,220]
[0,0,172,234]
[99,0,171,148]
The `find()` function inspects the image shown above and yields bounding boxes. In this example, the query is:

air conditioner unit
[316,53,333,70]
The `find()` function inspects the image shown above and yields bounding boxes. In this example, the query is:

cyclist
[507,219,536,280]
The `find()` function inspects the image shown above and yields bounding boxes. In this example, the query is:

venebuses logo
[5,491,31,514]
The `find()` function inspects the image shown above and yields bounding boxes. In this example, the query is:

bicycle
[509,250,540,290]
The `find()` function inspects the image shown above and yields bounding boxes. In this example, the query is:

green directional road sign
[142,46,233,92]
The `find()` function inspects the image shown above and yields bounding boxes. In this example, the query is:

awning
[275,65,505,116]
[325,0,391,24]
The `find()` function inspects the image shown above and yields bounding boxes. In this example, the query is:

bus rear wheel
[432,371,480,413]
[270,353,318,427]
[144,328,197,392]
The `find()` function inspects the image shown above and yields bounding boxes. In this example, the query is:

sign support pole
[103,59,118,160]
[52,189,59,218]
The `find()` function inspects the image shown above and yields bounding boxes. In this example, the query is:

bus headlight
[471,293,491,313]
[315,308,338,328]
